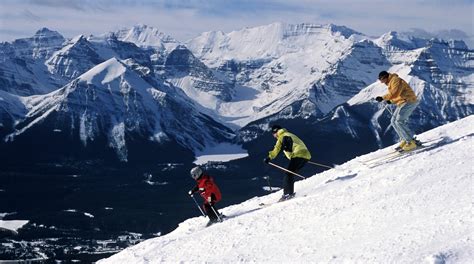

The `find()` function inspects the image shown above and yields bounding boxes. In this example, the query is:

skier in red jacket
[188,166,222,224]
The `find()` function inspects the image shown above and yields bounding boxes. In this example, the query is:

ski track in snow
[99,116,474,264]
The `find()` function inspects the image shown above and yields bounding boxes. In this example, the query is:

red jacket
[196,174,222,203]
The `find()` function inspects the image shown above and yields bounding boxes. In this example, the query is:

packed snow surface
[99,116,474,263]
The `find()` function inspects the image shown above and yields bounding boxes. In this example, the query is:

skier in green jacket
[264,125,311,201]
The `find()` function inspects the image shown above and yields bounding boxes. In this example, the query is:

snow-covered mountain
[2,58,233,162]
[345,36,473,145]
[0,28,66,95]
[0,27,239,162]
[221,23,473,150]
[98,115,474,264]
[46,35,105,80]
[164,45,235,102]
[114,24,180,53]
[0,27,65,60]
[186,22,389,126]
[0,23,472,163]
[186,22,472,132]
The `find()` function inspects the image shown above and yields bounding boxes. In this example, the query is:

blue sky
[0,0,472,45]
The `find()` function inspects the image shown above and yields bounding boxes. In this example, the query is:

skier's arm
[202,179,216,199]
[383,76,402,101]
[268,137,283,160]
[189,185,199,195]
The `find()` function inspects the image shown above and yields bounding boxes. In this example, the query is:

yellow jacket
[383,73,418,105]
[268,129,311,160]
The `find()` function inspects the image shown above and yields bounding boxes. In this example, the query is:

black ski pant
[284,157,308,195]
[202,194,219,221]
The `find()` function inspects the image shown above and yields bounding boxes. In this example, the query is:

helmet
[190,166,203,180]
[270,125,282,134]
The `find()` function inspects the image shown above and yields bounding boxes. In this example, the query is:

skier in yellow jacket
[264,125,311,201]
[376,71,419,151]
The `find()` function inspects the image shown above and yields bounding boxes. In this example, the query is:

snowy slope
[99,115,474,263]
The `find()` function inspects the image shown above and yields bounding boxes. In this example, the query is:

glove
[263,157,270,164]
[375,96,384,102]
[207,196,212,203]
[386,100,392,104]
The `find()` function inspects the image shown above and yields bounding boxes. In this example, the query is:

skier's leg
[283,172,294,195]
[203,202,218,221]
[293,157,308,172]
[285,158,307,195]
[391,105,404,140]
[202,203,209,216]
[396,102,417,141]
[209,194,220,218]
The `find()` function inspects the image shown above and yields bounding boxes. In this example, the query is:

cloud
[25,0,106,11]
[22,9,43,22]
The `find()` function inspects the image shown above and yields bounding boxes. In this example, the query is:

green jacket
[268,128,311,160]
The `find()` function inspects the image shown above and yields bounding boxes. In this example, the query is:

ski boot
[206,219,219,227]
[278,193,295,202]
[395,140,407,151]
[401,140,417,152]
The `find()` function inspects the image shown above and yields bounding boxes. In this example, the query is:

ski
[366,150,412,167]
[361,150,400,165]
[361,137,446,165]
[259,198,291,207]
[366,137,449,168]
[259,194,306,207]
[367,148,426,168]
[259,200,288,207]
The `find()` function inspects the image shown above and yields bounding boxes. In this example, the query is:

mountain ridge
[0,22,472,163]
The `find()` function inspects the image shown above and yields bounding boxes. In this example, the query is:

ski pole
[268,162,306,179]
[374,98,393,115]
[263,176,272,192]
[383,102,393,115]
[308,161,335,169]
[190,194,205,217]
